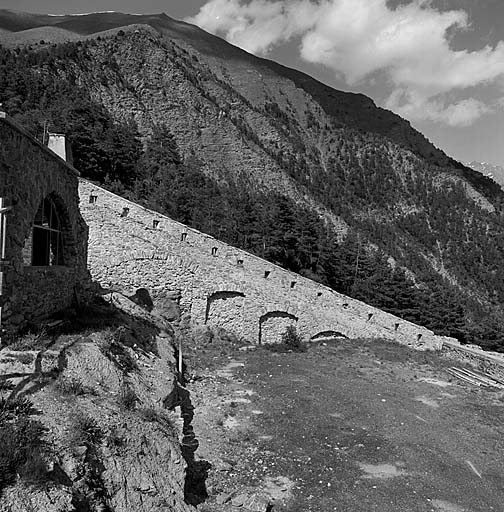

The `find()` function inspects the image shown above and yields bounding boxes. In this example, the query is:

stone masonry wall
[0,117,89,332]
[79,179,456,350]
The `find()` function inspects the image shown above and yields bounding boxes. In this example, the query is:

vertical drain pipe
[0,198,12,346]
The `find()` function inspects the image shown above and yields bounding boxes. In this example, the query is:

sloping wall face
[79,179,454,350]
[0,118,89,333]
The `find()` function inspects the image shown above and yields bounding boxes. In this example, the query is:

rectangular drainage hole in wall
[211,247,218,256]
[181,232,187,241]
[290,281,296,289]
[264,270,271,278]
[89,194,97,204]
[152,220,160,229]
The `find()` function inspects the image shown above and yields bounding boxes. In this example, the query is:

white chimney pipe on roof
[47,133,73,165]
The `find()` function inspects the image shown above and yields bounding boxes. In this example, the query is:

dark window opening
[290,281,296,289]
[181,232,188,241]
[317,292,323,297]
[120,207,129,217]
[89,194,97,204]
[264,270,271,278]
[394,323,400,331]
[237,259,244,266]
[28,197,64,266]
[367,313,374,321]
[152,220,160,229]
[211,247,218,256]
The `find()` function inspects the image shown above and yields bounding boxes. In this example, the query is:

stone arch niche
[205,291,246,335]
[310,330,348,342]
[22,192,77,267]
[259,311,298,345]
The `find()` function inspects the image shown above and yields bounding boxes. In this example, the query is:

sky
[1,0,504,166]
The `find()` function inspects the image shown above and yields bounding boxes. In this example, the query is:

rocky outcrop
[0,295,197,512]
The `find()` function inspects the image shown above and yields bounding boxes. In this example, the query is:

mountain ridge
[2,10,504,349]
[0,7,498,188]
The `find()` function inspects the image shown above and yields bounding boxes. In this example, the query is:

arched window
[24,197,64,266]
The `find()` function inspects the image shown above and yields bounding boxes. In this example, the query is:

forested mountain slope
[2,10,504,350]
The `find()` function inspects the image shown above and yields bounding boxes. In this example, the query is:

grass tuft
[71,414,104,446]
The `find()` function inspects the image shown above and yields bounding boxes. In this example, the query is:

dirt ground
[182,338,504,512]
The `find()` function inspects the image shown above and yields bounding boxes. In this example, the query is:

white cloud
[387,92,490,127]
[186,0,319,54]
[187,0,504,127]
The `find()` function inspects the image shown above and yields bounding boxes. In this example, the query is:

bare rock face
[1,485,74,511]
[0,294,196,512]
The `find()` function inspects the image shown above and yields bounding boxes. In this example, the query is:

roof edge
[0,113,80,177]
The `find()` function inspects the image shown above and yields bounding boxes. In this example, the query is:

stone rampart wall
[79,179,456,350]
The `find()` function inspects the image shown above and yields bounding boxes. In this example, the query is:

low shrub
[139,407,176,433]
[56,376,87,396]
[0,399,48,492]
[0,397,37,419]
[265,326,307,353]
[139,407,159,423]
[71,415,103,446]
[282,326,306,351]
[9,329,48,351]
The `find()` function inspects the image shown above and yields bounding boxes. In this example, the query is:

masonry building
[0,113,89,337]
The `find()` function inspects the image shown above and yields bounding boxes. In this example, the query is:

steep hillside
[2,10,504,348]
[0,295,200,512]
[0,10,498,189]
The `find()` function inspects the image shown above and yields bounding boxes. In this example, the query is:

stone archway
[310,330,348,342]
[259,311,298,345]
[205,291,246,334]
